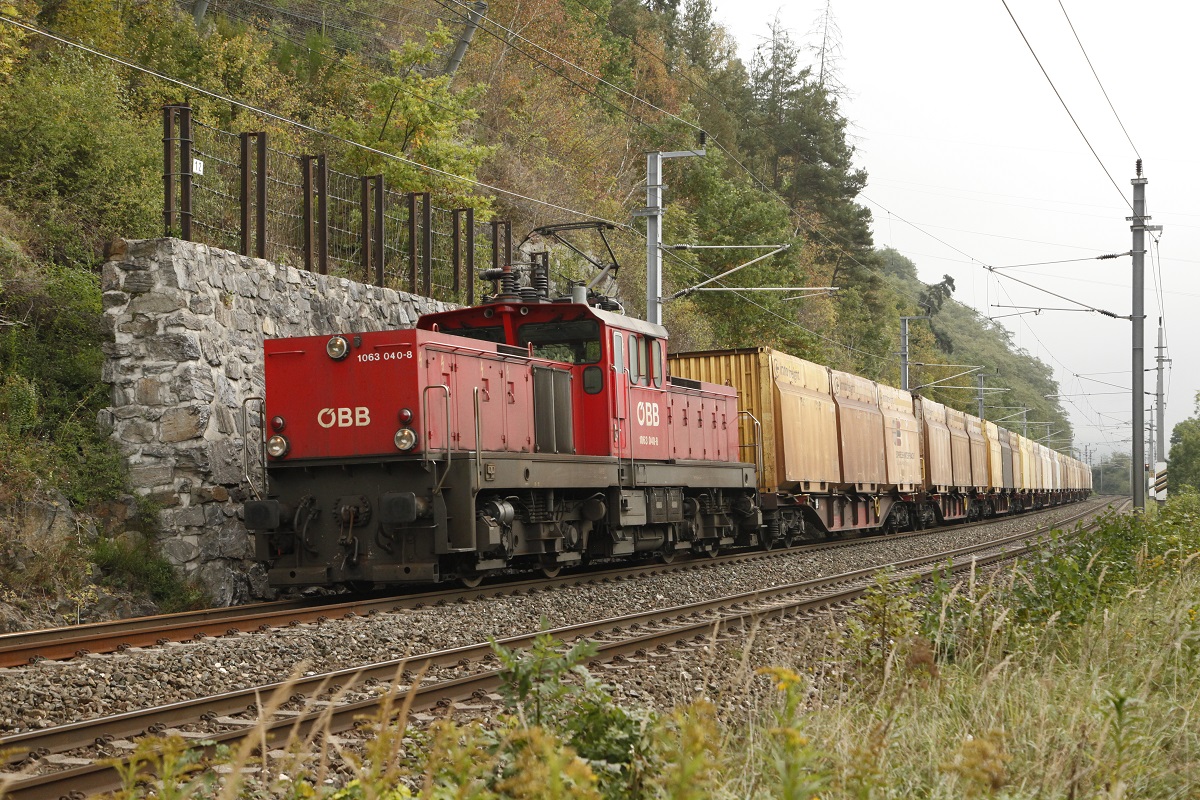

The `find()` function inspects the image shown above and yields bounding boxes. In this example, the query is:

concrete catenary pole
[977,374,986,419]
[899,315,928,392]
[642,145,704,326]
[1131,163,1146,509]
[645,152,664,326]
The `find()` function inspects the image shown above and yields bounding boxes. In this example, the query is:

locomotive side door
[611,330,628,456]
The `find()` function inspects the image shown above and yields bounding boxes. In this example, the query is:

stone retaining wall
[99,238,452,604]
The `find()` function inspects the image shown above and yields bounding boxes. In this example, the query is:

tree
[1168,392,1200,493]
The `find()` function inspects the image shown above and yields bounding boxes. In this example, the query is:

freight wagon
[669,347,1091,541]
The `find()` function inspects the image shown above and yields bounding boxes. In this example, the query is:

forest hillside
[0,0,1075,572]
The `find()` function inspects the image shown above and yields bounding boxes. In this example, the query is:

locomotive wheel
[539,558,562,579]
[659,546,677,564]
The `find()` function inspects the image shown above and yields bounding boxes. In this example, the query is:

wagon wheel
[705,544,720,558]
[659,545,677,564]
[459,572,485,589]
[540,558,562,579]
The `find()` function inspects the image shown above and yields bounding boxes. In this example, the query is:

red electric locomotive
[245,278,760,588]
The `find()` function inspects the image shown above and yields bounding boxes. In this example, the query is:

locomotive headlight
[325,335,350,360]
[266,434,291,458]
[394,428,418,451]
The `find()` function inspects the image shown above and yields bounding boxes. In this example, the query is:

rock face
[100,238,453,605]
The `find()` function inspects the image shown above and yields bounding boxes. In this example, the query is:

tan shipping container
[1030,441,1044,491]
[915,397,953,490]
[983,420,1008,490]
[830,370,886,489]
[1018,434,1034,490]
[1005,429,1021,490]
[964,413,989,489]
[944,408,972,490]
[877,384,922,491]
[668,347,841,493]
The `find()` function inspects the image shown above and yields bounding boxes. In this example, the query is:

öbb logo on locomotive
[635,401,660,426]
[317,407,372,428]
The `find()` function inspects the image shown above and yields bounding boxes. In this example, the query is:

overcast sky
[708,0,1197,465]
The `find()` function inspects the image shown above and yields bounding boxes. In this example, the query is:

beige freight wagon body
[877,384,922,491]
[1019,434,1034,490]
[944,407,972,490]
[667,347,841,493]
[831,370,886,490]
[915,397,953,491]
[984,420,1012,490]
[964,413,989,490]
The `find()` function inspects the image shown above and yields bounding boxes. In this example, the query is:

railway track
[0,498,1117,669]
[0,498,1123,799]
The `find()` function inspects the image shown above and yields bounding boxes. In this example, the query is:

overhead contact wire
[999,0,1132,211]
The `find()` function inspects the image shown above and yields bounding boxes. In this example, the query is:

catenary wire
[1056,0,1140,160]
[999,0,1132,211]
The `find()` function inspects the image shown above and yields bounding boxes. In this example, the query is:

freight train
[244,273,1091,589]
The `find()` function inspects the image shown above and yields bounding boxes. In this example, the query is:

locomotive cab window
[444,325,505,343]
[583,366,603,394]
[638,336,649,386]
[612,331,624,375]
[627,334,639,383]
[517,320,601,364]
[650,338,663,388]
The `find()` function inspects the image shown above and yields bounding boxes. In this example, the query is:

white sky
[709,0,1198,464]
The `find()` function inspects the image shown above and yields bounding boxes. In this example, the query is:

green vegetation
[101,496,1200,797]
[1168,392,1200,492]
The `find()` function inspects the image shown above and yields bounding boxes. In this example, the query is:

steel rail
[0,499,1115,668]
[0,500,1118,799]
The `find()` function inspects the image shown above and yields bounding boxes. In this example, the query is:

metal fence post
[407,192,418,293]
[421,192,432,296]
[316,154,328,275]
[255,133,267,259]
[373,175,384,287]
[302,155,314,272]
[360,175,372,283]
[163,106,176,235]
[452,209,462,294]
[465,207,475,306]
[178,105,193,242]
[239,132,252,256]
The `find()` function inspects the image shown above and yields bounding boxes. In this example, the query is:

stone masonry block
[160,405,211,443]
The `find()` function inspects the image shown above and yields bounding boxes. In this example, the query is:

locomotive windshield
[445,325,505,343]
[517,319,601,364]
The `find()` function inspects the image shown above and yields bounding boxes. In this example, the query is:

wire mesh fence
[263,146,307,268]
[190,122,242,256]
[165,104,504,307]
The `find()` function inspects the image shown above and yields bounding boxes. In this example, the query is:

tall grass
[95,493,1200,798]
